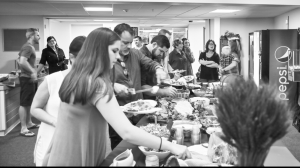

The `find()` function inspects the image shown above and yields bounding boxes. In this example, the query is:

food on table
[212,142,237,165]
[139,124,170,138]
[183,75,194,82]
[125,100,154,112]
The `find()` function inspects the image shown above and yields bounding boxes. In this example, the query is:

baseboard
[0,119,20,136]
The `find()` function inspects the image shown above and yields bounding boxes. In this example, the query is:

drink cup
[113,149,133,166]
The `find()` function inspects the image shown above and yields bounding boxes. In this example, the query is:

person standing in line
[133,36,143,50]
[17,28,40,137]
[42,27,191,166]
[158,29,172,40]
[109,23,168,149]
[182,38,195,76]
[158,29,173,73]
[139,35,177,100]
[219,38,241,83]
[36,36,67,75]
[169,39,189,76]
[31,36,87,166]
[198,40,220,82]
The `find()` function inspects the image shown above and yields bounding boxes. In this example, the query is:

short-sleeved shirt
[18,43,36,78]
[219,53,240,75]
[199,52,220,81]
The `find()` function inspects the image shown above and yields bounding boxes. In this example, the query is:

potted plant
[214,77,290,166]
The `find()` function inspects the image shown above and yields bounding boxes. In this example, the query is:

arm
[206,63,219,68]
[223,61,238,71]
[199,59,216,65]
[30,79,56,127]
[141,85,177,97]
[138,50,161,74]
[95,94,191,158]
[19,56,36,74]
[36,64,45,74]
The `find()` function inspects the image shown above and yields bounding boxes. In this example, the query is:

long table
[100,115,300,167]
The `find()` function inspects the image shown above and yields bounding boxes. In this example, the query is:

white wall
[48,21,140,58]
[188,22,205,75]
[0,16,44,73]
[274,7,300,29]
[220,18,275,79]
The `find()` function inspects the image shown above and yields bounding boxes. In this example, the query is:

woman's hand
[170,144,192,160]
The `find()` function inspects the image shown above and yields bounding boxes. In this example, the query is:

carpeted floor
[0,119,300,166]
[0,118,40,166]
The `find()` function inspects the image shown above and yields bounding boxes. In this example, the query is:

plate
[183,75,194,82]
[110,161,136,167]
[123,100,159,114]
[123,107,162,114]
[172,120,202,130]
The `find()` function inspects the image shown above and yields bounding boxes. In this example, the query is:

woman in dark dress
[169,39,190,76]
[198,40,220,82]
[37,36,66,74]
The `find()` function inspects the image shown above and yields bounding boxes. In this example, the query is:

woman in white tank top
[31,36,112,166]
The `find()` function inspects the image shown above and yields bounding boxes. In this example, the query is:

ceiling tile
[157,5,198,15]
[177,6,217,17]
[87,11,113,16]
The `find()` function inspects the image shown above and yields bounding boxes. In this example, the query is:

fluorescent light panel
[94,20,113,21]
[194,20,205,23]
[210,9,240,13]
[84,7,112,11]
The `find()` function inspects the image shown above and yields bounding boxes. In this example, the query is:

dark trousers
[109,114,145,150]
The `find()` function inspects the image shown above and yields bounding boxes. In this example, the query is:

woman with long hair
[37,36,67,74]
[198,40,220,82]
[31,36,86,166]
[182,38,195,75]
[43,28,191,166]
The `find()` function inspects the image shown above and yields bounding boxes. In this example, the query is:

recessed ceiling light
[93,20,113,21]
[84,7,113,11]
[209,9,240,13]
[194,20,205,23]
[154,24,169,26]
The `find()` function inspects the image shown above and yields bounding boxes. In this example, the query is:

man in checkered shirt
[219,46,240,75]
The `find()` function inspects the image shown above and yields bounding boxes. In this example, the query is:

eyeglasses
[118,59,128,77]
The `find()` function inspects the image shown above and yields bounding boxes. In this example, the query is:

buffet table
[100,115,300,167]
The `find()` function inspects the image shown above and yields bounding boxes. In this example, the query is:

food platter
[122,100,161,114]
[183,75,194,82]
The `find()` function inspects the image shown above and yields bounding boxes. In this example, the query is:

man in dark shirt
[139,35,177,100]
[109,23,168,149]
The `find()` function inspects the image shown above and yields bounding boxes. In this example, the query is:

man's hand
[114,83,129,97]
[158,87,177,97]
[156,67,168,84]
[30,72,38,82]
